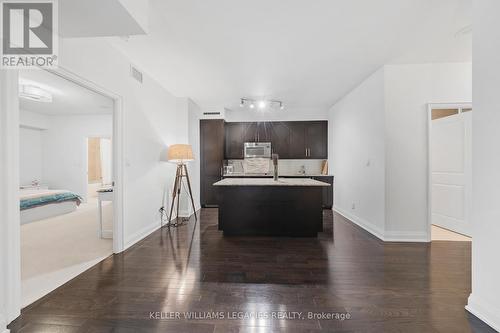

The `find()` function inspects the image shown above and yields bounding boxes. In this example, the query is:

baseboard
[333,206,428,243]
[466,294,500,332]
[383,230,428,242]
[333,206,385,241]
[0,317,10,333]
[124,219,161,251]
[1,315,9,333]
[101,230,113,239]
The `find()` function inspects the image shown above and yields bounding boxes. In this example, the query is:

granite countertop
[213,178,331,187]
[223,173,333,177]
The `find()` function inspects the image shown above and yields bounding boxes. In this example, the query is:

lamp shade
[167,144,194,163]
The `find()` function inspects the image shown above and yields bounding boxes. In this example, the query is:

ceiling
[19,70,113,115]
[110,0,471,111]
[59,0,146,38]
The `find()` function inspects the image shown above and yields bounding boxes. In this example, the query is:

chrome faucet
[272,154,279,181]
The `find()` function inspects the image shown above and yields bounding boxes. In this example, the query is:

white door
[431,110,472,236]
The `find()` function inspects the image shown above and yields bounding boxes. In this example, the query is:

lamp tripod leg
[175,166,181,225]
[183,164,198,221]
[167,165,181,226]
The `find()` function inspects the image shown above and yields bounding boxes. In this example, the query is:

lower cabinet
[282,175,333,209]
[311,176,334,209]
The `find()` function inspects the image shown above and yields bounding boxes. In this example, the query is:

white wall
[384,63,472,239]
[187,98,202,211]
[225,106,328,122]
[57,37,189,248]
[329,68,386,237]
[42,114,113,201]
[466,0,500,330]
[329,63,472,241]
[19,127,44,186]
[0,70,22,330]
[19,109,50,130]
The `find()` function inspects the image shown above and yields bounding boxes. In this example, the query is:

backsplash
[226,159,327,176]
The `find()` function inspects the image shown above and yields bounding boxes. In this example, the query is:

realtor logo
[1,0,58,68]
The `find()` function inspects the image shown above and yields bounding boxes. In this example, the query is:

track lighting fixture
[239,98,284,110]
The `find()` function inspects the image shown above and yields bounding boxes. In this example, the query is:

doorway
[428,103,472,241]
[18,69,116,306]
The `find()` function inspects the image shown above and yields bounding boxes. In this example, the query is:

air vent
[130,65,143,83]
[203,112,221,116]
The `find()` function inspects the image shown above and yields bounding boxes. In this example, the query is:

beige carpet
[21,197,113,306]
[431,225,471,241]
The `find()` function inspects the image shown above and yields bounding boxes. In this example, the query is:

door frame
[1,65,125,328]
[426,102,472,241]
[46,67,124,253]
[86,135,113,201]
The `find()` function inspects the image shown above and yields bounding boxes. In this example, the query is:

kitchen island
[213,178,330,237]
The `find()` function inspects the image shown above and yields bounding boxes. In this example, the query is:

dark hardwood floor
[9,209,495,332]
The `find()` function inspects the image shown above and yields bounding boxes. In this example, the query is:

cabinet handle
[305,148,307,157]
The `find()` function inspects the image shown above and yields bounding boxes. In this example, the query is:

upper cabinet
[288,122,307,158]
[224,120,328,160]
[288,121,328,159]
[225,122,245,159]
[270,122,291,158]
[305,121,328,159]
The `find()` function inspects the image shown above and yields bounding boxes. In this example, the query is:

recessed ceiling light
[19,85,52,102]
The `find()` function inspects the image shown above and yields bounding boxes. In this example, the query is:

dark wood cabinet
[256,122,272,142]
[288,121,328,159]
[225,122,245,159]
[242,122,272,143]
[312,176,334,209]
[281,175,333,209]
[306,121,328,159]
[242,122,257,143]
[270,122,291,158]
[288,122,307,158]
[224,120,328,160]
[200,119,225,207]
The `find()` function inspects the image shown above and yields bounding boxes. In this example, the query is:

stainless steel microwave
[244,142,272,159]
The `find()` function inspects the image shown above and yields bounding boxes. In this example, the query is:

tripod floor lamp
[166,144,197,227]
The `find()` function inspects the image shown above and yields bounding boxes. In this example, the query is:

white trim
[426,102,473,242]
[1,66,126,328]
[334,206,385,241]
[1,69,22,326]
[383,230,428,242]
[466,294,500,332]
[1,314,10,333]
[334,206,428,242]
[124,219,161,251]
[46,67,125,254]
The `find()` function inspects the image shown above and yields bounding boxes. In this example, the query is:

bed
[20,189,82,224]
